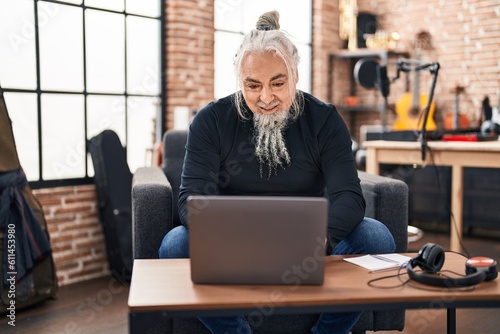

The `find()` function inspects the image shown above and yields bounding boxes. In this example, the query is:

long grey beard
[253,110,291,178]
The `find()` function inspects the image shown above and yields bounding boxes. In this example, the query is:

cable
[426,149,471,258]
[367,265,410,289]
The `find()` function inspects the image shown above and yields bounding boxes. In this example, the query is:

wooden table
[128,255,500,334]
[363,140,500,253]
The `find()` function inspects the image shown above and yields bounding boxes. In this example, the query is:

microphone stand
[417,62,440,161]
[393,59,440,161]
[376,64,390,131]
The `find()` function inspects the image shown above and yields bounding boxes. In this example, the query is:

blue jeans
[159,217,396,334]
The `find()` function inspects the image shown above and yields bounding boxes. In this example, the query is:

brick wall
[35,0,500,286]
[318,0,500,139]
[365,0,500,128]
[33,185,108,286]
[312,0,341,101]
[164,0,215,130]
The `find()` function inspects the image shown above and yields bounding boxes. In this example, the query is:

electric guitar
[393,32,437,131]
[444,84,469,130]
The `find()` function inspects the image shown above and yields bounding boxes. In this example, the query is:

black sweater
[178,92,366,248]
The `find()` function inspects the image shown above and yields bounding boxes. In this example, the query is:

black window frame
[1,0,166,189]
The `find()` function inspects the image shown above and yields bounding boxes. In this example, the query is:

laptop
[187,195,328,285]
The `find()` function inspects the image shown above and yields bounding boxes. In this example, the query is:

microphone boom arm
[391,58,440,161]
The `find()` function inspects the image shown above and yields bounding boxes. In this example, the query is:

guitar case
[87,130,133,282]
[0,84,58,314]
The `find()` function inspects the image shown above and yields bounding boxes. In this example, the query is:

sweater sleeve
[319,105,366,249]
[177,105,222,228]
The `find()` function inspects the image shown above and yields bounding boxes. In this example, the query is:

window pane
[86,10,125,93]
[41,94,85,180]
[0,0,37,89]
[39,2,84,92]
[86,94,126,176]
[1,1,162,184]
[214,0,244,31]
[4,92,39,181]
[126,0,160,17]
[242,1,312,43]
[87,95,126,140]
[126,16,160,95]
[214,31,242,99]
[85,0,124,12]
[127,96,159,172]
[297,43,311,93]
[215,0,312,44]
[214,0,312,98]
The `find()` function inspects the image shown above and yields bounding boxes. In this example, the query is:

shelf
[328,49,410,133]
[330,49,409,65]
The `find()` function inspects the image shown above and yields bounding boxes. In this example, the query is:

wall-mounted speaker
[357,13,377,48]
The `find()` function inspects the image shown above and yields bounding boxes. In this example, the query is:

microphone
[482,96,492,121]
[376,65,390,98]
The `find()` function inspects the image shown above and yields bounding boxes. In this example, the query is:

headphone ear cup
[417,243,445,273]
[466,257,498,281]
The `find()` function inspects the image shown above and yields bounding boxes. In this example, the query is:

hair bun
[256,10,280,31]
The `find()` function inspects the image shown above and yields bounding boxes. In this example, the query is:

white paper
[343,254,411,273]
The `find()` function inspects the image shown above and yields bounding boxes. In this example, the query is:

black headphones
[407,243,498,288]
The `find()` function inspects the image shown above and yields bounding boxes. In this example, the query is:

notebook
[187,195,328,285]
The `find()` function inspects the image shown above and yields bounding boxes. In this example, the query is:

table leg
[450,166,464,253]
[365,148,379,175]
[447,308,456,334]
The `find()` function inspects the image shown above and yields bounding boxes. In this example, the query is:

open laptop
[188,195,328,285]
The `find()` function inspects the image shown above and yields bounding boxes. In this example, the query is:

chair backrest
[161,130,188,226]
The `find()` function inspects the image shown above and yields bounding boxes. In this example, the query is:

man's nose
[260,86,274,104]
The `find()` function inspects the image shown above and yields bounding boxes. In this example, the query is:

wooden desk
[128,255,500,334]
[363,140,500,253]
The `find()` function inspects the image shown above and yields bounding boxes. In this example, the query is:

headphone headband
[407,260,487,288]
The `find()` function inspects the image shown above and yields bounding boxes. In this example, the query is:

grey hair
[233,10,303,120]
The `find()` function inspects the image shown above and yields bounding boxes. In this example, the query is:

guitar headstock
[413,30,433,52]
[453,84,466,95]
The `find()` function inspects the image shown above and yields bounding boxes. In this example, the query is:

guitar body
[393,92,437,131]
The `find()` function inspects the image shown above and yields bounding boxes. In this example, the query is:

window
[213,0,312,99]
[0,0,163,187]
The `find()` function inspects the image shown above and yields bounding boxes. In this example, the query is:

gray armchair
[131,130,409,334]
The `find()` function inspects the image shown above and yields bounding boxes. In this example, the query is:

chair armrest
[132,167,174,259]
[358,171,409,252]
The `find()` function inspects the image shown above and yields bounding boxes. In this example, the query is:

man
[159,10,395,334]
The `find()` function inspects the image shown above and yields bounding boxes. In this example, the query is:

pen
[370,254,402,264]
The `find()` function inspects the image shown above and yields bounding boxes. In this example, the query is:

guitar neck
[411,50,421,112]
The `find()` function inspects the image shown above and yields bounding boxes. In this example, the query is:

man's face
[240,51,298,177]
[240,51,296,115]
